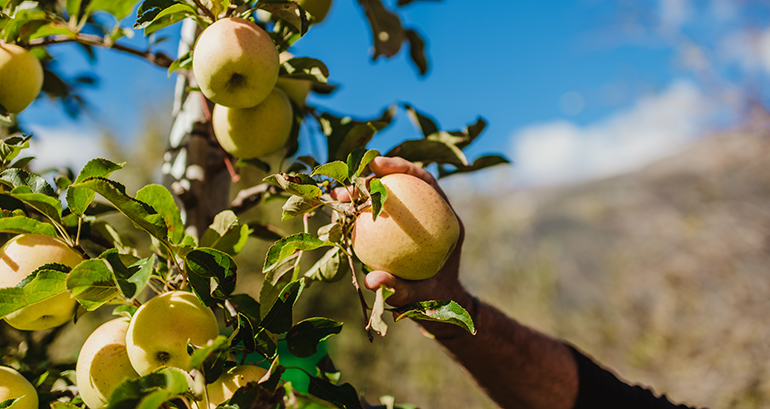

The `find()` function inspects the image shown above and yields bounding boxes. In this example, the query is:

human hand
[334,156,474,335]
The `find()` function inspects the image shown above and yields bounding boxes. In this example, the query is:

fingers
[364,271,414,308]
[369,156,449,200]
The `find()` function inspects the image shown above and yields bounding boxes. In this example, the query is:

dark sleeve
[567,345,703,409]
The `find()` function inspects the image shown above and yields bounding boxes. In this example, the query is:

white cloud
[24,125,106,172]
[658,0,690,34]
[509,81,714,187]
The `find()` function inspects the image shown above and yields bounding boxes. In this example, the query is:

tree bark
[163,19,230,237]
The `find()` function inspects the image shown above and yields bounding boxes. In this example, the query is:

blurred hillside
[324,130,770,408]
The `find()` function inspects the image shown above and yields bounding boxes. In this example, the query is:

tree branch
[28,34,174,68]
[191,0,218,22]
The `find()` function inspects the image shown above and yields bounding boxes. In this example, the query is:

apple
[300,0,333,24]
[212,87,293,159]
[0,366,38,409]
[125,291,219,376]
[206,365,268,408]
[276,52,312,107]
[0,43,43,114]
[0,234,83,331]
[76,318,140,409]
[192,17,279,109]
[351,173,460,280]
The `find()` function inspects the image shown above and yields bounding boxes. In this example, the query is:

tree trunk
[163,19,230,237]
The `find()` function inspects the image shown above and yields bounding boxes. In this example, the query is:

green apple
[0,43,43,114]
[276,52,312,107]
[352,173,460,280]
[212,87,293,159]
[125,291,219,376]
[206,365,268,408]
[0,234,83,331]
[76,318,140,409]
[193,17,279,109]
[0,366,38,409]
[300,0,333,24]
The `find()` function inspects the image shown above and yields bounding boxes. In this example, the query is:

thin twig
[27,34,174,68]
[191,0,218,22]
[345,237,373,342]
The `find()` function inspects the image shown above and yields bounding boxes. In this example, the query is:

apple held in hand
[212,87,293,159]
[352,173,460,281]
[193,17,279,109]
[76,318,139,409]
[0,43,43,114]
[206,365,268,408]
[0,234,83,331]
[125,291,219,375]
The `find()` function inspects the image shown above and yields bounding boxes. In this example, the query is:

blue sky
[17,0,764,187]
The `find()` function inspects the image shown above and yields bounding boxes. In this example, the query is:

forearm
[419,297,579,409]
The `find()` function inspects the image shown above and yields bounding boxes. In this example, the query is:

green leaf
[258,1,307,35]
[386,139,468,167]
[1,168,55,196]
[263,233,333,274]
[263,173,322,199]
[136,184,184,244]
[185,248,237,306]
[311,161,348,184]
[254,327,278,359]
[85,0,141,21]
[0,135,30,164]
[8,189,63,225]
[366,285,394,337]
[281,195,321,221]
[67,158,124,216]
[0,194,26,215]
[167,49,192,75]
[0,216,57,237]
[317,107,395,162]
[286,318,343,358]
[102,250,153,300]
[351,149,380,180]
[105,367,191,409]
[437,154,510,178]
[315,354,341,384]
[307,377,363,409]
[199,210,249,256]
[0,267,71,319]
[304,247,343,284]
[70,177,168,246]
[0,398,21,409]
[188,335,229,383]
[66,259,119,311]
[359,0,405,60]
[134,0,194,29]
[402,103,439,138]
[260,279,304,334]
[405,28,428,75]
[368,178,387,221]
[66,0,83,18]
[279,57,329,83]
[394,300,476,335]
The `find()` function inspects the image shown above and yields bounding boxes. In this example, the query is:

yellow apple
[206,365,268,408]
[193,18,279,109]
[300,0,333,24]
[0,234,83,331]
[0,366,38,409]
[276,52,312,107]
[76,318,139,409]
[0,43,43,114]
[125,291,219,376]
[352,173,460,280]
[212,87,293,159]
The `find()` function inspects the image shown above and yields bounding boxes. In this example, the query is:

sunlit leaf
[394,300,476,335]
[0,216,57,237]
[263,233,333,273]
[67,158,124,216]
[66,259,119,311]
[366,285,394,336]
[186,248,237,306]
[136,184,184,244]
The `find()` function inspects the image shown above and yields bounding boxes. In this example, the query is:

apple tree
[0,1,508,408]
